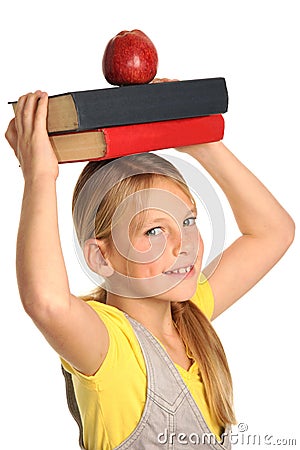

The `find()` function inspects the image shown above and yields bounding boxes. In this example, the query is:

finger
[5,118,18,153]
[151,78,179,83]
[21,91,43,135]
[15,94,29,135]
[34,92,49,134]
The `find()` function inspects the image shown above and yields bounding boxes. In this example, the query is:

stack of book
[11,78,228,163]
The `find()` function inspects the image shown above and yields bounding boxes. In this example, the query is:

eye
[145,227,163,237]
[183,217,197,227]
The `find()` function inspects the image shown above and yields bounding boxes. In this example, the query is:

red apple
[102,29,158,86]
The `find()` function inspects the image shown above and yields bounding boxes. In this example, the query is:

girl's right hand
[5,90,59,181]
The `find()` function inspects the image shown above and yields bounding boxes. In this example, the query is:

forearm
[187,141,294,238]
[17,176,71,313]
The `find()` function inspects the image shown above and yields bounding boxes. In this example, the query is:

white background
[0,0,299,448]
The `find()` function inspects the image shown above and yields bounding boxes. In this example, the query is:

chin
[160,280,198,303]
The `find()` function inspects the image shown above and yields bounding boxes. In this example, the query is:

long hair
[72,152,236,427]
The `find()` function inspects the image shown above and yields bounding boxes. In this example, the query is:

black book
[10,78,228,134]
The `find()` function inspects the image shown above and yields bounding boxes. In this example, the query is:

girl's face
[104,178,204,301]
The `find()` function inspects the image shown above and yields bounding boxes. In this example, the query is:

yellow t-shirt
[61,276,221,450]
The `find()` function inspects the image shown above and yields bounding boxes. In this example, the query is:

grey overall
[62,313,232,449]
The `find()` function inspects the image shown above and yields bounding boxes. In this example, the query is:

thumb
[5,118,18,155]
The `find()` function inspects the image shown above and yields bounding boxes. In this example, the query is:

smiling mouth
[164,265,194,275]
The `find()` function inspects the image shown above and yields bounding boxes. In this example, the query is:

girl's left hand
[151,77,178,83]
[176,141,221,155]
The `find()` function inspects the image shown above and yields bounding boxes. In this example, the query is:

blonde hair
[72,153,236,427]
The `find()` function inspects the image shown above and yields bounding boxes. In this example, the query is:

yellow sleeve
[60,301,144,388]
[190,273,215,320]
[61,278,215,377]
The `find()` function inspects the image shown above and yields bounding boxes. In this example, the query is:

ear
[83,239,114,277]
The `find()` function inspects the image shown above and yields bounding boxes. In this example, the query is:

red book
[49,114,224,163]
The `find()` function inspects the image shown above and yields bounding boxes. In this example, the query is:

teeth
[165,265,193,275]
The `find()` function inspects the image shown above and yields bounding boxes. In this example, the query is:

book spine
[101,115,224,159]
[71,78,228,131]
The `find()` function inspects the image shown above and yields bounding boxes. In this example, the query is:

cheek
[109,241,165,278]
[192,231,204,269]
[127,258,164,278]
[105,243,129,274]
[199,233,204,255]
[128,234,167,265]
[130,236,151,253]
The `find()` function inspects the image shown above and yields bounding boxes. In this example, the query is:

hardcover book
[49,114,225,163]
[10,78,228,134]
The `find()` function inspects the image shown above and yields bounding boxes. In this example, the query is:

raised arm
[178,141,295,319]
[5,91,109,375]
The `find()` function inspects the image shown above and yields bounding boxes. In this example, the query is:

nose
[172,226,201,257]
[172,234,182,257]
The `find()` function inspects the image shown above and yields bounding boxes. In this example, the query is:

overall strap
[122,314,232,450]
[124,313,192,410]
[61,365,86,450]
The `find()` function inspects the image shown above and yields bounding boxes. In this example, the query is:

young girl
[5,90,294,450]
